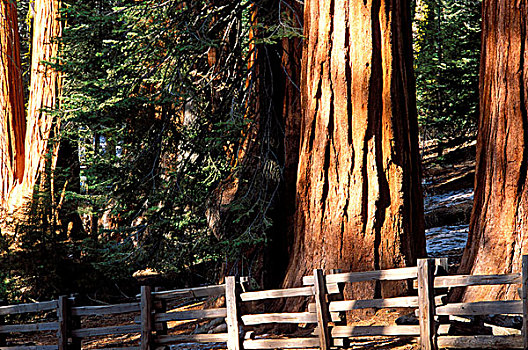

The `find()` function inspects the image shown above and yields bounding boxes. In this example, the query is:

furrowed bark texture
[8,0,62,211]
[0,0,26,208]
[283,0,425,299]
[458,0,528,301]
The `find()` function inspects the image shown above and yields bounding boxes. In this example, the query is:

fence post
[329,269,346,325]
[0,299,6,347]
[57,296,69,350]
[141,285,153,350]
[225,276,241,350]
[69,297,82,350]
[417,258,436,350]
[154,287,167,336]
[522,255,528,349]
[313,269,331,350]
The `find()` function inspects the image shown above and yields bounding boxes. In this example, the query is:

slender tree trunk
[0,0,26,209]
[280,0,303,251]
[457,0,528,301]
[265,0,304,287]
[8,0,62,211]
[283,0,425,299]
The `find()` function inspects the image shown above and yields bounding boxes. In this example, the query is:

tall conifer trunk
[8,0,62,211]
[265,0,303,286]
[457,0,528,301]
[283,0,425,299]
[0,0,26,209]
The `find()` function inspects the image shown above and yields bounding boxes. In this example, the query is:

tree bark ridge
[283,0,424,300]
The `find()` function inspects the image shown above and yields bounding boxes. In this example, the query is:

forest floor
[421,137,476,271]
[12,137,476,349]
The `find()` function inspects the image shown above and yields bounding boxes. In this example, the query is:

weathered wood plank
[71,303,140,316]
[330,296,419,310]
[151,285,226,300]
[0,346,58,350]
[240,287,314,301]
[436,300,522,316]
[436,335,523,348]
[154,308,227,322]
[71,324,141,338]
[243,337,320,349]
[0,322,59,333]
[0,301,58,316]
[91,348,140,350]
[522,255,528,349]
[313,269,331,350]
[437,324,452,335]
[307,306,342,323]
[316,323,450,338]
[308,295,445,313]
[303,266,418,285]
[140,286,153,350]
[57,296,68,350]
[418,258,436,350]
[331,325,421,337]
[225,276,241,350]
[241,312,317,325]
[432,274,521,288]
[155,333,229,344]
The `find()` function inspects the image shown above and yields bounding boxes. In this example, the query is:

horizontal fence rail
[303,266,419,285]
[1,256,528,349]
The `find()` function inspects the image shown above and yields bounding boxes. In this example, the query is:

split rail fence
[1,257,527,350]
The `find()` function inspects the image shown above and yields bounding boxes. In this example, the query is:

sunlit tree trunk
[457,0,528,301]
[283,0,425,299]
[0,0,26,209]
[8,0,62,211]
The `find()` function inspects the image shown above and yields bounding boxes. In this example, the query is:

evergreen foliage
[58,0,260,281]
[414,0,481,140]
[1,0,300,300]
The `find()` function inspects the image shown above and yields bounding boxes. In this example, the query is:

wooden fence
[0,257,527,350]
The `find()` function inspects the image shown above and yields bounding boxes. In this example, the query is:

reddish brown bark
[283,0,425,299]
[8,0,62,211]
[0,0,26,209]
[457,0,528,301]
[280,1,303,247]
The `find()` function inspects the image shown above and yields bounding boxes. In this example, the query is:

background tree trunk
[457,0,528,301]
[0,0,26,210]
[261,0,304,288]
[8,0,62,212]
[279,0,303,258]
[283,0,425,299]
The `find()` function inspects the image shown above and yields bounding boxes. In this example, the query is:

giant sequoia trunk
[7,0,62,212]
[283,0,425,298]
[457,0,528,301]
[0,0,26,209]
